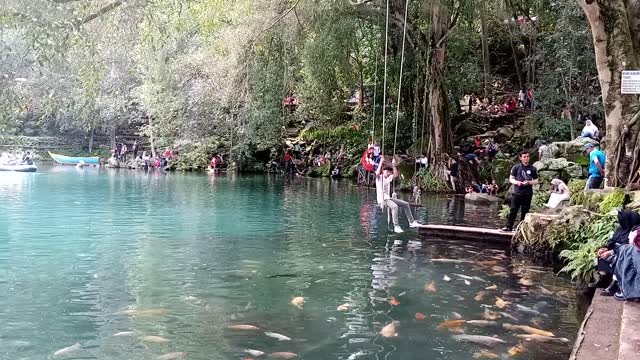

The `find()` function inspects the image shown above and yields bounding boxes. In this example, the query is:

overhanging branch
[75,0,124,27]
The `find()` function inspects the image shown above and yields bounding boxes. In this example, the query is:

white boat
[0,163,37,172]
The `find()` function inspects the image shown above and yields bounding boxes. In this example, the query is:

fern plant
[559,214,617,285]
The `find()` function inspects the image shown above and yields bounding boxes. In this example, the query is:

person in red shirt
[283,151,293,174]
[163,148,172,160]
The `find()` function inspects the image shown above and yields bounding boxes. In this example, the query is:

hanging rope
[371,21,381,141]
[392,0,410,158]
[381,0,390,156]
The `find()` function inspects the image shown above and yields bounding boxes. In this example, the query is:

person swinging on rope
[376,156,422,233]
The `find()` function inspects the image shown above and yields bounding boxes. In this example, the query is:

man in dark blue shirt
[501,151,539,232]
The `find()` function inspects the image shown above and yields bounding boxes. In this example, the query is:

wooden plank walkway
[416,224,513,243]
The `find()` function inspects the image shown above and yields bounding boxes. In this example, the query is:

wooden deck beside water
[416,224,513,243]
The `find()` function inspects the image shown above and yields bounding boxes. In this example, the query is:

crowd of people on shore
[460,89,533,116]
[109,141,175,171]
[273,143,347,177]
[0,151,34,165]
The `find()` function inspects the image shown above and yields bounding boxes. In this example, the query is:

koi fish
[157,352,186,360]
[437,320,465,330]
[508,343,526,356]
[516,334,570,344]
[113,331,135,337]
[264,332,292,341]
[501,312,519,321]
[415,312,426,321]
[451,312,463,319]
[244,349,266,357]
[337,303,351,311]
[519,278,534,286]
[453,273,474,280]
[495,297,509,309]
[466,320,497,327]
[451,335,506,346]
[482,309,500,320]
[515,304,546,316]
[228,325,260,331]
[54,343,81,357]
[291,297,304,309]
[424,282,437,293]
[116,309,167,317]
[485,285,498,290]
[503,324,554,337]
[380,321,399,337]
[443,275,452,282]
[473,350,500,359]
[389,297,400,306]
[141,336,170,343]
[269,352,298,359]
[474,291,486,302]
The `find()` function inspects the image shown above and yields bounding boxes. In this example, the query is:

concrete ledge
[416,224,512,244]
[619,302,640,360]
[572,293,622,360]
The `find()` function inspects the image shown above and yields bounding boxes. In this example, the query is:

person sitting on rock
[545,178,570,209]
[580,120,600,140]
[596,210,640,297]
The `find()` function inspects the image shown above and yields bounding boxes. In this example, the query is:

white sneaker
[394,226,404,234]
[409,221,422,228]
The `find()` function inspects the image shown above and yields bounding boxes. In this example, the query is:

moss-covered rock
[552,137,597,165]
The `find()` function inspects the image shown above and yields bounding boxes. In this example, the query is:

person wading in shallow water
[376,156,421,234]
[501,151,539,232]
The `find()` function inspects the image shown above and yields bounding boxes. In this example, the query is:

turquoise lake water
[0,168,579,359]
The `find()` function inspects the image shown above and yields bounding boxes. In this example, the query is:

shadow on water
[0,171,578,360]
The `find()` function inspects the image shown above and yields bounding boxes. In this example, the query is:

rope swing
[392,0,410,158]
[380,0,390,156]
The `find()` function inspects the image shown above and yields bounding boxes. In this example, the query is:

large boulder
[533,157,584,182]
[495,127,515,143]
[552,137,598,165]
[465,192,501,203]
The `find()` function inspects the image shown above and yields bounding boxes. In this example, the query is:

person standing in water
[501,151,539,232]
[376,156,421,234]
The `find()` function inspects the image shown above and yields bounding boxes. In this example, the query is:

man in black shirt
[501,151,539,231]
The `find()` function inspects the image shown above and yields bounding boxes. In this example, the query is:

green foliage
[569,179,588,205]
[531,191,551,211]
[417,168,450,193]
[498,205,510,219]
[301,126,366,149]
[559,214,617,284]
[171,138,223,171]
[599,189,625,214]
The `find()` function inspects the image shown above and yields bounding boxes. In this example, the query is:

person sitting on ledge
[596,210,640,296]
[545,178,570,209]
[600,228,640,301]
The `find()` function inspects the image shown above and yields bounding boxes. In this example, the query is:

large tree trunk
[578,0,640,187]
[480,0,491,97]
[427,0,453,175]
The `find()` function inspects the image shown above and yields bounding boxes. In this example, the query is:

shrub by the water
[599,189,625,213]
[559,214,617,285]
[417,168,450,193]
[569,179,588,205]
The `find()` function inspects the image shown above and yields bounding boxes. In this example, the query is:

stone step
[572,293,622,360]
[619,301,640,360]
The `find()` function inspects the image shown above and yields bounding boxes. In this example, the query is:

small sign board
[622,70,640,94]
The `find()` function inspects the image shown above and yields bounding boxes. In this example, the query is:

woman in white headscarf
[546,178,571,209]
[581,120,599,140]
